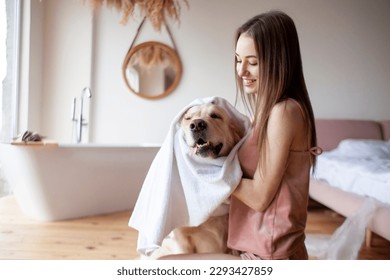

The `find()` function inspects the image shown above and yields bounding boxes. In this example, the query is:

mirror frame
[122,41,182,100]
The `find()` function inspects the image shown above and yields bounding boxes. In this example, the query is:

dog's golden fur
[143,102,245,259]
[181,102,245,158]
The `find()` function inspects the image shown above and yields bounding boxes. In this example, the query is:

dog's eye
[210,113,221,119]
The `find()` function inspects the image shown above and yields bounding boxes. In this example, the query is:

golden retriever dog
[145,101,245,259]
[181,102,245,159]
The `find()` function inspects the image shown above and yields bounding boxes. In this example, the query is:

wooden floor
[0,196,389,260]
[0,196,139,260]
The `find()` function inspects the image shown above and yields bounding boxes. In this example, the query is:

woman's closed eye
[248,60,258,66]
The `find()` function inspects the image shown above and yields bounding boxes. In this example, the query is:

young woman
[160,10,321,260]
[228,10,321,260]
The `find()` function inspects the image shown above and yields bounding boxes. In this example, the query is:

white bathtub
[0,143,159,221]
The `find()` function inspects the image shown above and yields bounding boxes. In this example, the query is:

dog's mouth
[194,138,223,158]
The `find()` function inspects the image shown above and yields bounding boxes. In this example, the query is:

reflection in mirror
[122,41,182,99]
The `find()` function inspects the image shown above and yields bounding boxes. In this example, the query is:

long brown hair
[235,11,317,167]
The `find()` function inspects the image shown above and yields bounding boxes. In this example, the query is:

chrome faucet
[72,87,92,143]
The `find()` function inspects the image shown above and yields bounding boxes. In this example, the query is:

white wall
[22,0,93,143]
[27,0,390,145]
[40,0,93,143]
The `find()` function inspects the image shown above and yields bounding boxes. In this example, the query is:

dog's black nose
[190,119,207,132]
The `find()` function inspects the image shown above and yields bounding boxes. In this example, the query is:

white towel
[128,96,251,255]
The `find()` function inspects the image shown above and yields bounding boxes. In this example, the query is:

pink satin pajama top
[228,129,321,260]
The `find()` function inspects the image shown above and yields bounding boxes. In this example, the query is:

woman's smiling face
[235,33,259,95]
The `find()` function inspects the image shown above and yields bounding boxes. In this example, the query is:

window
[0,0,6,132]
[1,0,21,143]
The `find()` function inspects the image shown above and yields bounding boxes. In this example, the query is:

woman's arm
[233,100,304,212]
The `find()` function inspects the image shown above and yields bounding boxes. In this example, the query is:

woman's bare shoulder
[270,99,304,127]
[270,99,308,150]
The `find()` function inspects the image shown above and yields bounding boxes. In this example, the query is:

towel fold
[128,96,251,255]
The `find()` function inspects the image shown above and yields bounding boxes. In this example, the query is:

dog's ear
[229,119,246,144]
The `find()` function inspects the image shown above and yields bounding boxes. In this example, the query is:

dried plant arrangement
[129,44,172,69]
[88,0,189,30]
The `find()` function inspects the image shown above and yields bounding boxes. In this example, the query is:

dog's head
[180,102,245,158]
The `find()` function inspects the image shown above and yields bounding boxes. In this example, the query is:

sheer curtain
[1,0,20,143]
[0,1,5,128]
[0,0,20,197]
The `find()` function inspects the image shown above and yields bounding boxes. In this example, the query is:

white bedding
[313,139,390,205]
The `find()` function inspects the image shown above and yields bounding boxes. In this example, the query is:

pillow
[336,139,390,158]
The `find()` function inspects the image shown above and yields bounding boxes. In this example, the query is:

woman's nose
[237,63,248,77]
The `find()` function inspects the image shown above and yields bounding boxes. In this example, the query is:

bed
[309,119,390,245]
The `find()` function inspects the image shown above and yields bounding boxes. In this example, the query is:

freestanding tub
[0,143,159,221]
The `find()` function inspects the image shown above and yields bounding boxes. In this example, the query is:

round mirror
[122,41,182,99]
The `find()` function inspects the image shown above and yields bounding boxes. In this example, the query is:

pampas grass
[129,44,171,69]
[89,0,189,30]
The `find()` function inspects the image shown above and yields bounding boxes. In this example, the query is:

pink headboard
[315,119,383,151]
[380,121,390,140]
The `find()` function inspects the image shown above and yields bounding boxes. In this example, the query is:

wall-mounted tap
[71,87,92,143]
